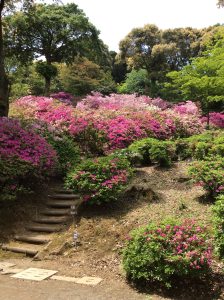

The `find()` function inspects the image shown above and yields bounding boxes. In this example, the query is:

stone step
[33,216,68,224]
[2,242,42,257]
[41,208,71,216]
[26,224,62,233]
[15,234,51,244]
[48,194,80,200]
[46,200,78,208]
[54,189,74,194]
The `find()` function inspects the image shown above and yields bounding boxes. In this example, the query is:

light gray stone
[1,268,24,275]
[76,276,102,286]
[0,262,16,269]
[11,267,58,281]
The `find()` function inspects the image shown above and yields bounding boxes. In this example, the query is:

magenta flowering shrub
[94,116,147,150]
[18,119,81,175]
[50,91,73,105]
[145,97,173,110]
[173,101,200,115]
[123,219,212,287]
[76,92,158,111]
[201,112,224,129]
[69,110,202,153]
[65,153,133,205]
[10,96,75,133]
[173,114,204,137]
[10,95,204,154]
[0,117,57,200]
[0,117,56,169]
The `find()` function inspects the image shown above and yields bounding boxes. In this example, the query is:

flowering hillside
[10,93,207,154]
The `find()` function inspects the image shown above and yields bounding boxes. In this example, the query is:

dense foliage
[65,153,133,205]
[189,156,224,197]
[4,3,111,94]
[212,195,224,259]
[122,219,212,287]
[128,138,176,167]
[165,30,224,116]
[0,117,57,200]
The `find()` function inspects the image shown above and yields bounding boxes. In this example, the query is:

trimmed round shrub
[65,153,133,205]
[0,117,57,200]
[122,219,212,288]
[189,156,224,197]
[212,195,224,259]
[128,138,176,167]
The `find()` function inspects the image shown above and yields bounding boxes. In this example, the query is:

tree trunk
[0,0,9,117]
[44,77,51,96]
[206,110,210,130]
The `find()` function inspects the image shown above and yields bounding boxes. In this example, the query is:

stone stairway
[2,190,82,258]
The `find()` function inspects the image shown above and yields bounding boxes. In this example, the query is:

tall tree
[119,24,204,96]
[110,51,127,83]
[0,0,9,116]
[0,0,33,116]
[58,57,116,96]
[5,3,108,95]
[165,40,224,125]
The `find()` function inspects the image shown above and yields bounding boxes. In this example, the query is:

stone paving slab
[76,276,103,286]
[0,262,102,286]
[1,268,25,275]
[51,275,102,286]
[51,275,79,283]
[0,262,16,270]
[11,268,58,281]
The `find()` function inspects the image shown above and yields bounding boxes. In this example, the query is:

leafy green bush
[175,131,224,160]
[118,69,150,95]
[65,152,133,205]
[189,156,224,197]
[175,132,214,160]
[122,219,212,288]
[47,135,80,176]
[128,138,176,167]
[212,195,224,259]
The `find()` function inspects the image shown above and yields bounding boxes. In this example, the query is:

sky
[62,0,224,51]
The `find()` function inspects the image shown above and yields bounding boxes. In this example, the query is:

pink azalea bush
[77,92,172,111]
[123,219,212,287]
[76,92,155,111]
[65,153,133,205]
[10,95,204,154]
[0,117,57,200]
[173,101,200,115]
[10,96,75,134]
[201,112,224,129]
[50,91,73,105]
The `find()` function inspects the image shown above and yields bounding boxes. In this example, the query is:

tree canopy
[58,57,116,96]
[0,0,29,116]
[4,3,110,94]
[165,36,224,121]
[118,24,205,96]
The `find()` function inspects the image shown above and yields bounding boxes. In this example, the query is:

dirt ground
[0,162,223,299]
